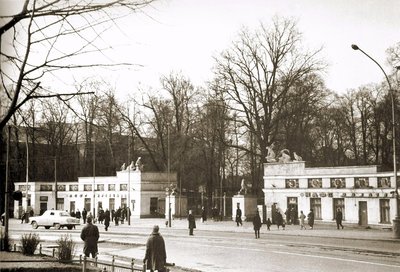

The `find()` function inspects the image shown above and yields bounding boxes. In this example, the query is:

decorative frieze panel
[40,184,52,191]
[330,178,345,188]
[378,177,391,188]
[57,185,66,191]
[84,184,92,191]
[19,185,31,191]
[285,179,299,188]
[308,178,322,188]
[120,184,128,191]
[354,177,369,188]
[97,184,104,191]
[69,185,78,191]
[108,184,115,191]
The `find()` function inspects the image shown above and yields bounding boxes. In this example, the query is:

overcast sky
[2,0,399,99]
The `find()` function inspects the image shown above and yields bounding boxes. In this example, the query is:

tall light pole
[352,44,399,238]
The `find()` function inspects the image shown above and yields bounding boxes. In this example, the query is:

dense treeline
[1,17,399,208]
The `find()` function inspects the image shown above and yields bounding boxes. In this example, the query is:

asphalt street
[5,218,400,272]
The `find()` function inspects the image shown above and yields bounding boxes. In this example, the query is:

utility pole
[54,156,57,209]
[4,126,11,249]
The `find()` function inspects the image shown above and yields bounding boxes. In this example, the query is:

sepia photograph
[0,0,399,271]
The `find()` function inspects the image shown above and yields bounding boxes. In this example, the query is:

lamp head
[351,44,359,50]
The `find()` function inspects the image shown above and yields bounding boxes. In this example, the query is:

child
[266,218,272,231]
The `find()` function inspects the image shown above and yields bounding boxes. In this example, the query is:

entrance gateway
[263,160,398,226]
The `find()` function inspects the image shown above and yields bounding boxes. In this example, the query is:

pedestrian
[104,209,110,231]
[75,209,81,221]
[266,218,272,231]
[307,209,314,229]
[80,216,99,258]
[143,225,167,272]
[201,206,207,223]
[290,208,296,225]
[299,210,306,230]
[252,211,262,239]
[82,208,87,224]
[276,211,285,230]
[188,210,196,236]
[284,208,290,224]
[21,210,26,224]
[336,208,344,229]
[235,204,243,226]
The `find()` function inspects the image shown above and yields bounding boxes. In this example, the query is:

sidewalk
[105,217,399,243]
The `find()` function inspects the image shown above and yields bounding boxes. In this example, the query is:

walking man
[188,210,196,236]
[104,209,111,231]
[252,211,262,239]
[336,208,344,229]
[235,204,243,226]
[143,225,167,272]
[80,216,99,258]
[307,209,314,229]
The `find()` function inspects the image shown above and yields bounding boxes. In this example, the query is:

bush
[0,231,10,252]
[21,233,40,255]
[57,234,75,261]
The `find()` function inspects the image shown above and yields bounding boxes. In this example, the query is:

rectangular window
[109,198,115,211]
[333,198,345,220]
[310,198,322,219]
[380,199,390,223]
[84,198,91,212]
[150,198,158,214]
[56,198,64,211]
[121,198,127,208]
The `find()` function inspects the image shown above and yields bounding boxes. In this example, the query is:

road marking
[273,251,400,269]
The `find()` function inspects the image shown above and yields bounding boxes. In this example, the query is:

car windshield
[59,212,70,217]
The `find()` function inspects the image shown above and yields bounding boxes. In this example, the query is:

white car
[30,210,80,230]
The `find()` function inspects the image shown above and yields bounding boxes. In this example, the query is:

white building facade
[263,161,399,227]
[14,169,181,219]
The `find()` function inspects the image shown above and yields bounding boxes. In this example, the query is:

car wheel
[32,221,38,229]
[44,226,50,229]
[54,223,61,230]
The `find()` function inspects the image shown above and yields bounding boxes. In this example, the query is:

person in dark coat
[252,212,262,239]
[336,208,344,229]
[82,208,87,224]
[266,218,272,231]
[307,209,315,229]
[143,225,166,272]
[235,204,243,226]
[276,211,285,230]
[104,209,111,231]
[80,216,99,258]
[75,209,81,220]
[188,210,196,236]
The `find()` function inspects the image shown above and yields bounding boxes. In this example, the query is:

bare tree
[213,17,325,189]
[0,0,154,132]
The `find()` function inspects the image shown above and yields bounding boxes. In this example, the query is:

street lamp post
[352,44,399,238]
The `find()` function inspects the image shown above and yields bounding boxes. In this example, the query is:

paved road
[6,218,400,272]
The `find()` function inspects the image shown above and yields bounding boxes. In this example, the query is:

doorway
[358,201,368,226]
[287,197,298,225]
[40,202,47,215]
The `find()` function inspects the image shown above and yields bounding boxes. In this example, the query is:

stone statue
[127,161,135,171]
[266,143,277,162]
[278,149,291,163]
[238,179,248,195]
[120,163,126,171]
[293,152,303,161]
[135,157,143,171]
